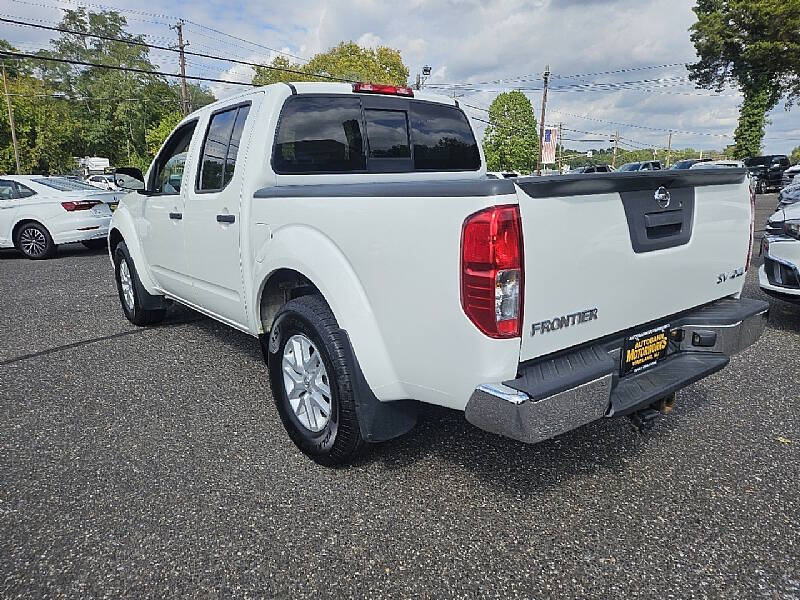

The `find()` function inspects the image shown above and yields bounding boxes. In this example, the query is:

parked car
[86,173,121,191]
[760,202,800,304]
[744,155,790,193]
[780,164,800,188]
[671,158,712,170]
[616,161,662,171]
[0,175,117,258]
[689,160,745,169]
[777,183,800,210]
[108,81,767,466]
[569,165,614,174]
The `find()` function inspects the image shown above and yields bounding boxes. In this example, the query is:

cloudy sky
[3,0,798,155]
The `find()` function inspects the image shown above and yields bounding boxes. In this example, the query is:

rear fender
[253,224,403,400]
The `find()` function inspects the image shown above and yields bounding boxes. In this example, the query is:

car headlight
[785,220,800,239]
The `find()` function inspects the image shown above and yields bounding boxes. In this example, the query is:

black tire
[82,238,107,250]
[15,221,56,259]
[267,295,365,467]
[113,241,167,326]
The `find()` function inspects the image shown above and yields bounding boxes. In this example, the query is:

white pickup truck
[109,82,768,466]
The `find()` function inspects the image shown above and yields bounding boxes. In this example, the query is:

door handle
[216,214,235,224]
[169,212,182,220]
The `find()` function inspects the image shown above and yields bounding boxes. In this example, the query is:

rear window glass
[33,177,99,191]
[273,97,366,173]
[409,102,480,171]
[744,157,768,166]
[273,95,480,174]
[365,109,410,158]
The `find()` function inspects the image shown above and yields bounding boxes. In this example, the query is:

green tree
[32,8,214,168]
[253,42,409,86]
[688,0,800,158]
[790,146,800,165]
[481,91,538,173]
[145,111,183,158]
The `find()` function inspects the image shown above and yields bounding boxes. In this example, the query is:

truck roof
[194,81,460,117]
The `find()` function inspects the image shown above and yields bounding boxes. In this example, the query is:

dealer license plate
[621,324,671,376]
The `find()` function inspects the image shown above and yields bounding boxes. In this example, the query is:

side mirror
[114,167,145,191]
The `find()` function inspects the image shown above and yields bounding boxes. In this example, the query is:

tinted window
[273,97,366,173]
[744,157,768,166]
[197,105,250,191]
[152,122,197,195]
[365,109,410,158]
[0,179,14,200]
[410,102,480,170]
[15,183,35,197]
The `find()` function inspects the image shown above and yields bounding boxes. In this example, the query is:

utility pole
[611,130,619,168]
[2,62,21,174]
[666,131,672,168]
[171,20,190,116]
[415,73,421,91]
[536,64,549,176]
[557,122,563,174]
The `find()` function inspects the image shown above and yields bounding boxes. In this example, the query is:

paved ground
[1,194,798,599]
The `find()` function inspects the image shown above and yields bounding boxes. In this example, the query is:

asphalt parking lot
[1,193,798,599]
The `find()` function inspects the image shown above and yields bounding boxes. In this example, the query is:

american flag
[541,127,558,164]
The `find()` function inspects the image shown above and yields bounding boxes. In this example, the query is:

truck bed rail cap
[517,169,747,198]
[255,178,517,198]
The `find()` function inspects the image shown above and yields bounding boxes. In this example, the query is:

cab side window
[197,104,251,192]
[151,121,198,195]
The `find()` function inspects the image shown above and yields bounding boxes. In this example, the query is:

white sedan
[0,175,120,259]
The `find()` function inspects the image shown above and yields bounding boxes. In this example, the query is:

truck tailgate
[514,169,752,362]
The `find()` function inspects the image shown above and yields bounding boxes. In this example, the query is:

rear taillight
[61,200,101,212]
[352,82,414,97]
[745,183,756,271]
[461,205,524,338]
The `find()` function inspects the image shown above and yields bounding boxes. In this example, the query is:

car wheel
[15,221,56,259]
[113,241,166,326]
[267,295,365,467]
[81,238,108,250]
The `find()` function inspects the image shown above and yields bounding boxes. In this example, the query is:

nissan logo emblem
[654,186,671,209]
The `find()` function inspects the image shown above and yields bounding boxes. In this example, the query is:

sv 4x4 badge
[717,267,745,285]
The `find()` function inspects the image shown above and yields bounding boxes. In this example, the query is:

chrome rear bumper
[465,297,769,444]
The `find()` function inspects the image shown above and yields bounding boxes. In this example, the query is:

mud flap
[259,324,417,443]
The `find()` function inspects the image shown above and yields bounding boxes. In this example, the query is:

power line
[547,109,733,138]
[6,0,308,62]
[0,15,350,82]
[0,49,257,86]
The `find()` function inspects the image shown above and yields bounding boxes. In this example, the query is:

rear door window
[273,97,366,174]
[197,104,250,191]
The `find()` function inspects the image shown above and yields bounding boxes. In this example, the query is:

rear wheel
[15,222,56,259]
[113,241,166,326]
[267,295,365,466]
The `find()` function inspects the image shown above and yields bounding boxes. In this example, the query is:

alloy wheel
[119,259,135,311]
[19,227,47,257]
[281,334,332,432]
